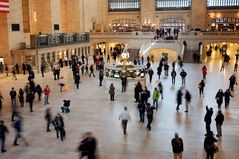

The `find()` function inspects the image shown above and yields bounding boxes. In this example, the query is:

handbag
[64,85,70,91]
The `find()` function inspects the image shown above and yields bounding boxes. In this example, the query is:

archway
[150,48,177,62]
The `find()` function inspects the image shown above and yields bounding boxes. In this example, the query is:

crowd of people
[0,47,238,159]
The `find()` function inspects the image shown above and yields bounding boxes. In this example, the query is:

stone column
[140,0,155,26]
[191,0,207,30]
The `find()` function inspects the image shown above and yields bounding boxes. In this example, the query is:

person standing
[109,83,115,101]
[119,107,131,135]
[0,92,3,112]
[184,90,191,112]
[5,64,8,76]
[171,69,177,85]
[229,74,237,92]
[215,111,224,137]
[152,87,160,110]
[0,120,9,153]
[204,131,217,159]
[43,85,50,105]
[15,64,19,74]
[224,89,233,108]
[138,102,146,123]
[12,68,17,80]
[202,65,207,79]
[198,80,205,97]
[13,115,28,146]
[35,84,43,101]
[180,70,187,86]
[52,113,65,141]
[18,88,24,107]
[45,108,52,132]
[134,84,140,103]
[99,70,104,86]
[121,76,127,93]
[148,68,154,83]
[89,65,95,77]
[215,89,224,109]
[75,73,80,89]
[59,77,65,92]
[78,132,97,159]
[146,103,155,131]
[27,91,35,112]
[158,82,164,99]
[40,64,45,77]
[171,132,184,159]
[22,63,26,75]
[176,88,183,111]
[204,106,213,135]
[10,87,17,106]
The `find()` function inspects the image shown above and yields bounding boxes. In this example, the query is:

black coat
[215,113,224,125]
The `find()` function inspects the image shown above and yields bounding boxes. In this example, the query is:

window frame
[155,0,191,11]
[108,0,140,12]
[207,0,239,9]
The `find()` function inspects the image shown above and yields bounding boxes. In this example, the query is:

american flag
[0,0,9,13]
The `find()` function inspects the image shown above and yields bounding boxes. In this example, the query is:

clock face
[121,52,129,59]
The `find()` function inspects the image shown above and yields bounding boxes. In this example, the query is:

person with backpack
[52,113,65,141]
[152,87,160,110]
[185,90,191,112]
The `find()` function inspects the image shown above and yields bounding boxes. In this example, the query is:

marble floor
[0,56,239,159]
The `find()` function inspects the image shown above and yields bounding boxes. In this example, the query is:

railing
[90,31,156,39]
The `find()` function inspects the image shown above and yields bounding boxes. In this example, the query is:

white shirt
[119,111,131,121]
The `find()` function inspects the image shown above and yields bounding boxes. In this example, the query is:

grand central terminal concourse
[0,0,239,159]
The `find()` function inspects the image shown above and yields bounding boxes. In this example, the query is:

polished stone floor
[0,54,239,159]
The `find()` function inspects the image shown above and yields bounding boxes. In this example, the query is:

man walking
[10,87,17,106]
[171,132,184,159]
[146,103,155,131]
[119,107,131,135]
[184,90,191,112]
[0,120,9,153]
[180,70,187,86]
[215,110,224,137]
[138,102,146,123]
[45,108,52,132]
[171,69,177,85]
[176,87,183,111]
[121,76,127,93]
[13,115,28,146]
[27,91,35,112]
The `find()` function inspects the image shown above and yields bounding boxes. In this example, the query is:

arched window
[207,0,239,9]
[160,18,186,32]
[155,0,191,11]
[108,0,140,12]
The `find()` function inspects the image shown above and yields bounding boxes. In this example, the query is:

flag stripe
[0,2,9,6]
[0,0,9,2]
[0,0,9,13]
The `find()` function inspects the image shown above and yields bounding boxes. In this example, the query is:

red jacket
[202,66,207,74]
[44,87,50,95]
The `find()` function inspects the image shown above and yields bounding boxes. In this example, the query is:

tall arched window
[207,0,239,9]
[155,0,191,11]
[108,0,140,12]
